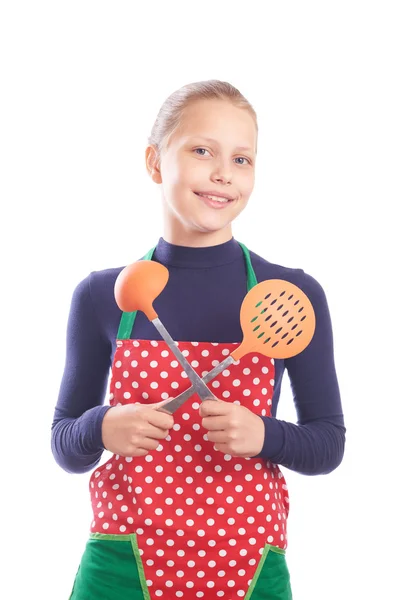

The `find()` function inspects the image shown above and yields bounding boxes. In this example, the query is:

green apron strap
[116,241,258,340]
[238,241,258,290]
[117,247,156,340]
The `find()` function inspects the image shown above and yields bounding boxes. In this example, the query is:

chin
[194,220,233,234]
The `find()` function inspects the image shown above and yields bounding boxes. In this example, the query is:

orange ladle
[114,260,218,401]
[114,260,169,321]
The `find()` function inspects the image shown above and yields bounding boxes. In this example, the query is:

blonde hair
[148,80,258,159]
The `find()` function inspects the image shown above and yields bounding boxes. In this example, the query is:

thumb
[149,397,172,410]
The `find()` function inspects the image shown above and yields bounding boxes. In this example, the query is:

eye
[193,148,251,165]
[194,147,211,156]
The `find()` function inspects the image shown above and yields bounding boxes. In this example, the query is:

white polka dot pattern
[89,340,289,598]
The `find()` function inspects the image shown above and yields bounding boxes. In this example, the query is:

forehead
[171,99,257,151]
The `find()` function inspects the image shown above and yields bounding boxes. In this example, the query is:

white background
[1,1,398,598]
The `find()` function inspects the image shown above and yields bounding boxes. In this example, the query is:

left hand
[199,398,265,458]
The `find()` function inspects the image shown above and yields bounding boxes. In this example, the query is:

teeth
[197,193,230,203]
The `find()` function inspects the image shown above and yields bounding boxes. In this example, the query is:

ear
[145,145,162,184]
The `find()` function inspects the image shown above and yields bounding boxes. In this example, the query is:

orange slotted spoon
[160,278,316,414]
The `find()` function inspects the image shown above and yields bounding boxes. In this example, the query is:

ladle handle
[158,354,235,414]
[151,318,218,402]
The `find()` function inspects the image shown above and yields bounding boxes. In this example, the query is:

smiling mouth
[194,192,234,204]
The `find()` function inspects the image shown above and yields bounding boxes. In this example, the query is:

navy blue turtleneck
[51,237,345,476]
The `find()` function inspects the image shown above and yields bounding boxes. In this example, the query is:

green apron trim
[246,544,292,600]
[238,241,258,291]
[117,240,258,340]
[90,532,135,542]
[130,533,151,600]
[245,543,271,598]
[267,545,286,555]
[116,246,156,340]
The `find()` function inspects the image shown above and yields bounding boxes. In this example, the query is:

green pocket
[246,544,292,600]
[69,533,150,600]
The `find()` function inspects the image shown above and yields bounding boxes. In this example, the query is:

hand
[101,399,174,457]
[199,398,265,458]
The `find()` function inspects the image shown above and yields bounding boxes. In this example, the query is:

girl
[52,80,345,599]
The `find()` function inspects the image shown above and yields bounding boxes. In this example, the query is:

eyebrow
[189,136,254,153]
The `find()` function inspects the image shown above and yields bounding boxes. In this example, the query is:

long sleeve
[51,274,113,474]
[255,273,345,475]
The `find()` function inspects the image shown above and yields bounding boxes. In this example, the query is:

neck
[163,216,233,248]
[154,236,243,268]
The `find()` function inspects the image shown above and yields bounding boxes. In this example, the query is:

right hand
[101,399,174,457]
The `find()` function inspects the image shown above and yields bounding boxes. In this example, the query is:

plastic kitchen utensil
[114,260,217,401]
[161,278,316,414]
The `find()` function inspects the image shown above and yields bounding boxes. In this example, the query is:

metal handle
[158,354,235,414]
[152,318,217,401]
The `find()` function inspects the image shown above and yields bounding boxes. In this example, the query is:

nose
[214,175,231,184]
[211,159,233,185]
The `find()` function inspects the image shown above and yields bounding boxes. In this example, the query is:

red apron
[88,245,290,599]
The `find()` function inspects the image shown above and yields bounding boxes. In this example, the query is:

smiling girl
[52,80,345,599]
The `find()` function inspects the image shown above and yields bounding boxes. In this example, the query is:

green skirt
[69,533,292,599]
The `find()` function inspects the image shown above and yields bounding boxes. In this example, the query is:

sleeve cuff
[254,416,285,461]
[84,404,114,454]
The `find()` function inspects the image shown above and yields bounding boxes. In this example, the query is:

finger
[206,430,230,444]
[145,423,172,440]
[121,447,148,457]
[137,437,163,451]
[135,397,171,411]
[213,443,232,454]
[202,415,229,431]
[150,397,173,409]
[199,399,227,417]
[147,406,174,429]
[147,413,174,431]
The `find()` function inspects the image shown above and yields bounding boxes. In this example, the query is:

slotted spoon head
[233,279,316,360]
[114,260,169,320]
